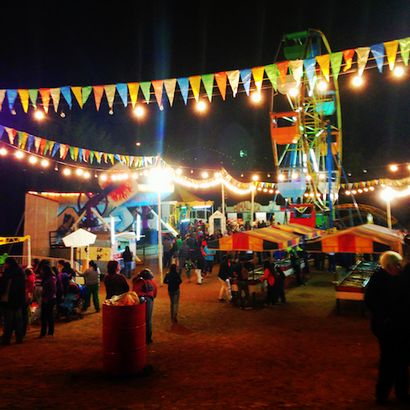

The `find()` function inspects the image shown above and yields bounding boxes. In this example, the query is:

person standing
[80,260,100,312]
[40,264,57,337]
[164,264,182,323]
[104,260,129,300]
[122,246,133,279]
[364,251,409,405]
[275,265,287,304]
[260,260,276,307]
[132,269,157,344]
[218,255,232,302]
[0,257,26,345]
[22,267,35,336]
[201,240,216,277]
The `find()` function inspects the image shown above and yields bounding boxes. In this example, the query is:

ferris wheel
[270,29,342,212]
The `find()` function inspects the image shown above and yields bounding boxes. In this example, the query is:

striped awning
[208,227,300,251]
[271,223,322,240]
[306,224,403,254]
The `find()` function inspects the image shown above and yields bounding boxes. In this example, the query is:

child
[184,259,194,283]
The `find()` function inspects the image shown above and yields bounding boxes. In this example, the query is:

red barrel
[102,303,147,375]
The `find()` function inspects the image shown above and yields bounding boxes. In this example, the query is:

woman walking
[164,264,182,323]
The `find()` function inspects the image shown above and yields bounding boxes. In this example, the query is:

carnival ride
[271,30,342,219]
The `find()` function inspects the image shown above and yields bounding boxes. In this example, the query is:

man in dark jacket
[364,251,409,405]
[0,257,26,344]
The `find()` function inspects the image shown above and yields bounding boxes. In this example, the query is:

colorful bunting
[60,86,72,109]
[201,74,214,102]
[370,43,385,73]
[71,86,83,109]
[289,60,304,84]
[82,86,93,106]
[39,88,51,113]
[276,61,289,85]
[177,78,189,105]
[93,86,104,111]
[164,79,177,107]
[18,89,29,113]
[215,72,227,100]
[240,69,252,94]
[140,82,151,104]
[399,37,410,65]
[316,54,330,82]
[343,49,355,72]
[227,70,240,97]
[355,47,370,76]
[329,52,343,81]
[303,58,316,90]
[384,40,399,70]
[50,88,61,112]
[28,89,38,108]
[0,90,6,111]
[127,82,139,108]
[7,90,18,112]
[251,66,264,93]
[104,85,116,110]
[189,76,201,102]
[152,80,164,107]
[116,83,128,107]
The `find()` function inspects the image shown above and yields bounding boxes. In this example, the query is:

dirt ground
[0,267,408,409]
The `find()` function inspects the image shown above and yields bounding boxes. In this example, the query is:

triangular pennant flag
[240,69,252,95]
[288,60,304,84]
[39,138,47,155]
[94,152,102,163]
[7,90,18,112]
[103,153,108,163]
[84,149,90,162]
[69,146,75,160]
[116,83,128,107]
[89,150,95,164]
[93,86,104,111]
[73,147,79,161]
[276,61,289,84]
[355,47,370,76]
[34,137,41,152]
[71,86,83,108]
[50,88,61,112]
[129,156,134,167]
[164,79,177,106]
[18,132,28,149]
[26,135,34,151]
[201,74,214,102]
[104,85,116,110]
[399,37,410,65]
[39,88,51,113]
[227,70,240,97]
[51,142,60,157]
[44,140,53,156]
[60,86,72,109]
[304,58,316,90]
[18,89,29,113]
[177,78,189,105]
[78,148,83,162]
[343,49,355,72]
[60,144,68,160]
[330,52,343,81]
[189,76,201,102]
[108,154,115,165]
[128,82,139,108]
[82,86,93,106]
[215,72,227,100]
[251,66,265,93]
[140,82,151,104]
[47,141,55,156]
[316,54,330,81]
[28,89,38,108]
[152,80,164,107]
[370,43,385,73]
[5,127,17,144]
[0,90,6,110]
[384,40,399,70]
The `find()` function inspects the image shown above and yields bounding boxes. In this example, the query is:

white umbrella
[63,229,97,267]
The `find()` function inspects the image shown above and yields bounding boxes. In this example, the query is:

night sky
[0,1,409,234]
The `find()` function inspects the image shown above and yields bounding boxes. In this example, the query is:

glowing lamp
[28,156,38,164]
[201,171,209,179]
[33,110,45,121]
[252,174,259,182]
[250,91,262,104]
[175,168,183,176]
[352,75,364,88]
[288,87,299,97]
[40,159,50,168]
[195,100,207,113]
[83,171,91,179]
[15,151,25,159]
[100,174,107,182]
[75,168,84,176]
[380,187,395,202]
[133,105,146,118]
[62,168,72,176]
[317,80,328,92]
[389,164,398,172]
[393,66,405,78]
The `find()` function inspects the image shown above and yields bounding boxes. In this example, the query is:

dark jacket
[218,260,231,281]
[364,268,403,336]
[164,272,182,293]
[104,273,129,299]
[42,274,57,303]
[0,265,26,309]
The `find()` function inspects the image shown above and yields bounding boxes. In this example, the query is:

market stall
[271,223,323,240]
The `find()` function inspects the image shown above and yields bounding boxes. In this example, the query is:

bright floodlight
[15,151,25,159]
[133,105,146,118]
[288,87,299,97]
[389,164,399,172]
[136,142,141,147]
[251,174,259,181]
[393,66,405,78]
[33,109,45,121]
[100,174,108,182]
[317,80,328,92]
[28,156,38,164]
[201,171,209,179]
[62,168,72,176]
[196,100,207,113]
[380,187,395,202]
[40,159,49,168]
[175,168,183,176]
[0,147,8,156]
[148,167,174,193]
[352,75,364,87]
[250,91,262,104]
[75,168,84,176]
